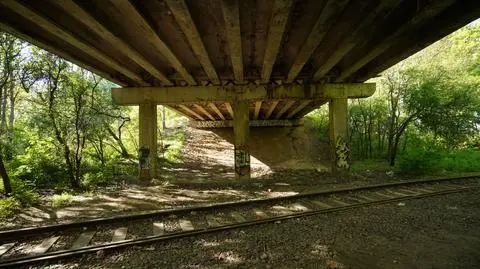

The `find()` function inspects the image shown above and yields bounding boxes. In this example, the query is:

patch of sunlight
[263,191,299,198]
[55,206,105,218]
[223,238,243,244]
[310,244,333,259]
[98,202,136,209]
[22,207,51,219]
[18,213,48,222]
[196,239,220,247]
[270,205,294,215]
[215,251,243,264]
[51,192,74,208]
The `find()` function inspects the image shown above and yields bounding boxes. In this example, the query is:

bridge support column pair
[231,98,350,180]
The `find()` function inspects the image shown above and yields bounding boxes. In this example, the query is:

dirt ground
[33,188,480,269]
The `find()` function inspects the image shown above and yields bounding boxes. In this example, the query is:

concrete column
[233,101,250,180]
[138,103,157,180]
[329,98,349,173]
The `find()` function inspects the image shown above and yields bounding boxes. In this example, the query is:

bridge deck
[1,0,479,120]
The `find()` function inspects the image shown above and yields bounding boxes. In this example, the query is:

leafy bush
[0,178,39,218]
[51,192,74,208]
[0,198,20,218]
[398,148,480,175]
[9,135,69,188]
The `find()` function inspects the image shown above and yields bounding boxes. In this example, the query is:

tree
[0,32,25,195]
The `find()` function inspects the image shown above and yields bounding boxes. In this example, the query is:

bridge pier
[138,103,157,180]
[112,83,374,179]
[233,101,251,180]
[329,98,349,173]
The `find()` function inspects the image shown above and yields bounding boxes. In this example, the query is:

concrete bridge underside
[1,0,479,179]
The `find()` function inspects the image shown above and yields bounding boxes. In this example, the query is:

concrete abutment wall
[208,119,331,172]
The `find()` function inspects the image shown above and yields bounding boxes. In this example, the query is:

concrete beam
[193,104,216,121]
[208,103,226,120]
[190,119,303,128]
[112,83,376,105]
[166,0,220,85]
[108,0,196,85]
[336,1,454,81]
[261,0,293,83]
[285,0,348,83]
[1,0,149,86]
[253,101,262,120]
[52,0,173,86]
[221,0,244,83]
[275,100,295,119]
[265,101,280,119]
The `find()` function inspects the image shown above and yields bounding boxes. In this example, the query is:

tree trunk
[106,125,131,158]
[6,81,15,160]
[0,154,12,196]
[1,86,7,135]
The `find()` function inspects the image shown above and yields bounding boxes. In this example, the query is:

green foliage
[398,148,480,175]
[51,192,74,208]
[0,177,39,218]
[160,128,186,164]
[8,130,68,188]
[0,198,20,218]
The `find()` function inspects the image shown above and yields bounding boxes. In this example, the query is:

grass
[352,150,480,177]
[398,149,480,175]
[0,197,20,218]
[51,192,74,208]
[161,127,186,164]
[351,159,395,173]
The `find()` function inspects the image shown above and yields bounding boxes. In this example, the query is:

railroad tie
[178,219,195,231]
[310,200,333,208]
[374,192,395,199]
[111,227,128,242]
[230,212,246,223]
[205,215,222,227]
[328,198,350,207]
[253,209,269,219]
[71,231,96,249]
[355,195,377,201]
[413,187,433,193]
[31,236,60,254]
[0,243,15,256]
[383,189,409,197]
[398,188,422,195]
[288,202,310,212]
[153,222,165,235]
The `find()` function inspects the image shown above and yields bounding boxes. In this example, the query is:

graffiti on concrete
[234,148,250,176]
[335,136,350,169]
[139,146,150,169]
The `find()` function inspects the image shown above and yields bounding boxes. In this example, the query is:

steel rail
[0,173,478,239]
[0,184,478,268]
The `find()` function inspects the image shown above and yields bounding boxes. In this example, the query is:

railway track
[0,175,478,268]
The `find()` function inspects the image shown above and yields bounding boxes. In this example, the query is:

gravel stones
[42,189,480,269]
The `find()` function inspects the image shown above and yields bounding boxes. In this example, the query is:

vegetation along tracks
[0,174,479,268]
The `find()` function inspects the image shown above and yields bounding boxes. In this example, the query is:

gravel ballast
[30,188,480,269]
